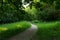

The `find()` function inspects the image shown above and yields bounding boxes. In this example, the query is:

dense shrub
[37,8,60,21]
[0,9,27,24]
[24,13,35,21]
[0,8,36,24]
[0,0,26,24]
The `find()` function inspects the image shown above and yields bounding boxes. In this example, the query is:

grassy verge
[0,21,31,40]
[32,21,60,40]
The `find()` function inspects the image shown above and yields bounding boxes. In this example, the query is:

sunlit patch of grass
[0,27,8,31]
[16,25,23,28]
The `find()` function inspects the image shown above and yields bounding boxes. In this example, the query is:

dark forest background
[0,0,60,24]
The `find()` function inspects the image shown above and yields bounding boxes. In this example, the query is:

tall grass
[0,21,31,40]
[32,21,60,40]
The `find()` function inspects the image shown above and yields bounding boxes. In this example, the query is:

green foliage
[0,9,27,23]
[32,21,60,40]
[0,0,33,23]
[24,6,37,21]
[0,0,60,23]
[37,8,60,21]
[40,0,55,4]
[0,0,33,24]
[0,21,31,40]
[0,0,37,23]
[31,0,60,21]
[24,13,34,21]
[55,0,60,9]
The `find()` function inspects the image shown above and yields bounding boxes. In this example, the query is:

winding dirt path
[8,23,37,40]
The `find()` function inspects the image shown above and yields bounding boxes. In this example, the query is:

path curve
[8,23,38,40]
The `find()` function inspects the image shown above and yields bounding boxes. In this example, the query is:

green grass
[0,21,31,40]
[32,21,60,40]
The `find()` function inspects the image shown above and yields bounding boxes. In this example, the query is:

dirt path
[8,23,38,40]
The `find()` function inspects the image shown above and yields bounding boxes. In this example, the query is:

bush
[0,7,30,24]
[24,13,35,21]
[37,8,60,21]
